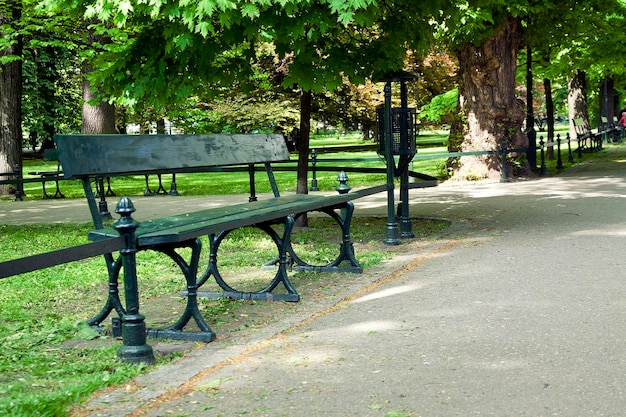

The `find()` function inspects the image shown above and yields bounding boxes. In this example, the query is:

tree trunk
[544,78,554,159]
[0,0,23,196]
[568,69,590,139]
[81,25,116,134]
[82,73,116,134]
[156,118,166,134]
[448,15,530,180]
[599,77,615,128]
[295,90,312,227]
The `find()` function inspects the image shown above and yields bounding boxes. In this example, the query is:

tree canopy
[42,0,448,107]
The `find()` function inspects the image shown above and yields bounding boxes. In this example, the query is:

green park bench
[598,116,622,143]
[53,133,363,348]
[27,148,65,199]
[573,118,602,155]
[0,163,24,200]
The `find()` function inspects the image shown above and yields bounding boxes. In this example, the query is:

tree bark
[295,89,311,227]
[567,69,590,139]
[448,15,530,180]
[82,73,116,134]
[156,118,166,134]
[0,0,23,196]
[81,27,116,135]
[599,77,615,128]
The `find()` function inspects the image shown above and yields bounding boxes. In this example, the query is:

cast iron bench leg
[146,238,216,342]
[195,217,299,302]
[288,202,363,273]
[87,253,126,331]
[51,178,65,198]
[155,174,168,194]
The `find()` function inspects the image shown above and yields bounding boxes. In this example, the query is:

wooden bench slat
[55,134,290,178]
[88,193,355,246]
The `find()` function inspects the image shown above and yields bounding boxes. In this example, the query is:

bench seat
[88,194,353,246]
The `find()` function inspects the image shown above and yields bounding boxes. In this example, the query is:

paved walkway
[3,148,626,416]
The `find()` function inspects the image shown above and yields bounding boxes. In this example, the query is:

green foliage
[168,95,299,133]
[419,89,458,124]
[22,41,82,147]
[37,0,446,108]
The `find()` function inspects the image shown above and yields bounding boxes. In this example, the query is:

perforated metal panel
[377,107,417,156]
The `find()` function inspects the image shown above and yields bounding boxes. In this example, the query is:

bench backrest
[54,134,290,179]
[572,118,590,136]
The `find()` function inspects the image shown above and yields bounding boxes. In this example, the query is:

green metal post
[398,81,414,238]
[399,164,414,238]
[114,197,155,365]
[556,135,564,170]
[383,82,400,245]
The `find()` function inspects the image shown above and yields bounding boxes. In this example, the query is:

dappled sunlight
[352,283,425,303]
[408,175,626,204]
[571,227,626,237]
[341,319,401,334]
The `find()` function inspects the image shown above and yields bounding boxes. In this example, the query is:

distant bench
[598,116,623,143]
[573,118,602,155]
[0,163,24,200]
[27,149,65,199]
[54,134,362,348]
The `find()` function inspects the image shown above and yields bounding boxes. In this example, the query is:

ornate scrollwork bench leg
[195,216,299,302]
[288,201,362,273]
[87,201,216,343]
[145,239,216,342]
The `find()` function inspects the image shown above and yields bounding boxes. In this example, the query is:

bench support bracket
[196,217,299,302]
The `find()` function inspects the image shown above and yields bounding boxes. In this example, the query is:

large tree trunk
[82,74,116,134]
[81,28,115,134]
[568,69,590,139]
[448,15,530,180]
[599,77,615,128]
[0,0,23,196]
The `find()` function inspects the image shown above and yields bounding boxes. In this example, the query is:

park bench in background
[598,116,622,143]
[613,116,625,142]
[53,133,362,353]
[573,118,602,155]
[0,163,23,201]
[27,149,65,199]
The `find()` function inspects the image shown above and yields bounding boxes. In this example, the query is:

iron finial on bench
[336,170,351,194]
